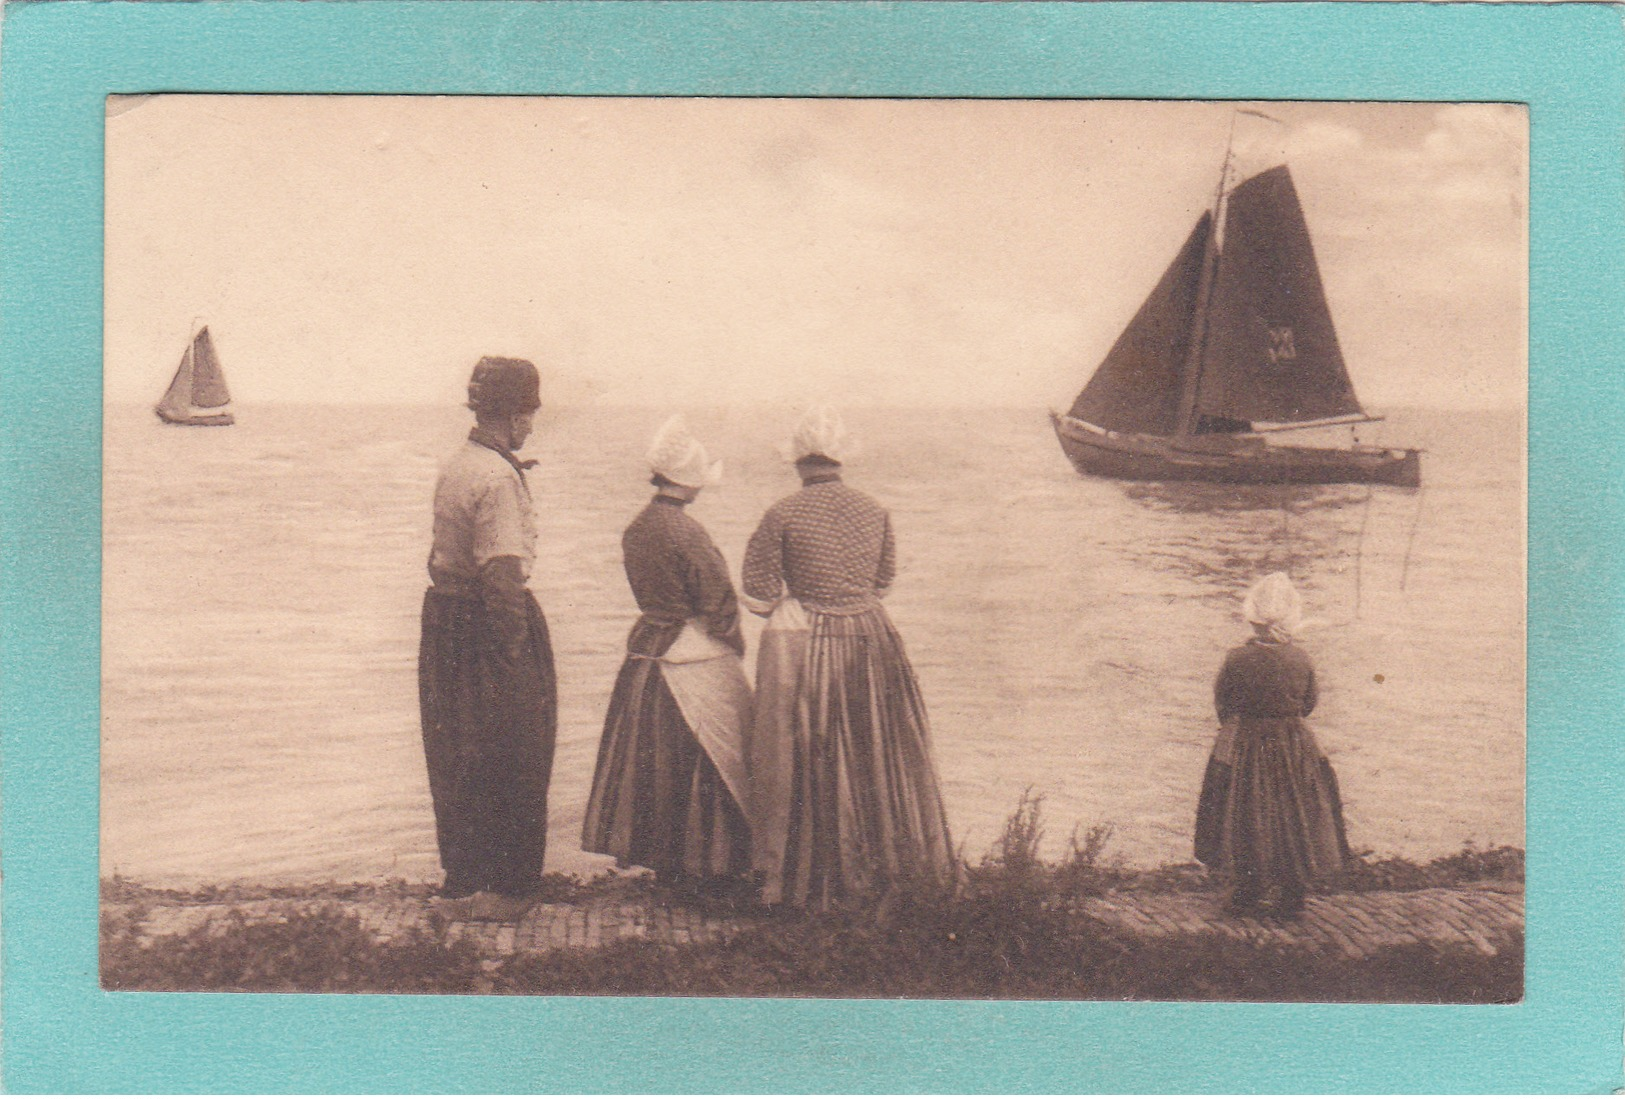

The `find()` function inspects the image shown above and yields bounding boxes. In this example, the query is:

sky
[105,97,1526,410]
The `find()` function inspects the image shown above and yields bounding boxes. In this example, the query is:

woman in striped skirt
[581,417,753,890]
[742,407,955,912]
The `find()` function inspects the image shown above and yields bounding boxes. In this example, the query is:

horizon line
[103,397,1528,412]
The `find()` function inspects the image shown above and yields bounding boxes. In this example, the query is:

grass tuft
[1342,842,1524,892]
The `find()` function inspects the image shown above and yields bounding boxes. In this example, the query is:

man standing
[419,356,558,922]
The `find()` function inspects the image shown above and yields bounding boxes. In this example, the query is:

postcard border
[2,1,1621,1092]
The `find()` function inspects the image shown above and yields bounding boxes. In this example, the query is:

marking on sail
[1267,326,1297,363]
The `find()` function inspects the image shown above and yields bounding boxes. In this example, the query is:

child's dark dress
[1194,638,1350,909]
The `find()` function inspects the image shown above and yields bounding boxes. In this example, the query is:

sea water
[102,404,1524,885]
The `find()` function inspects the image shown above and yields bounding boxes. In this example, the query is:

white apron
[658,620,753,820]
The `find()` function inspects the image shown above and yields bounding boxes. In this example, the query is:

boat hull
[1051,413,1420,487]
[155,407,234,427]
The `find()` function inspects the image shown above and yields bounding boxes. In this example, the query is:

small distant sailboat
[1052,114,1420,487]
[155,325,235,426]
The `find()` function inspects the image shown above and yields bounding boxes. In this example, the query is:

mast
[1172,114,1238,439]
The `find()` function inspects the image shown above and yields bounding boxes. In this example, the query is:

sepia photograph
[99,94,1526,1003]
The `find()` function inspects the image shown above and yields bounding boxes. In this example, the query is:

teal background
[1,1,1620,1091]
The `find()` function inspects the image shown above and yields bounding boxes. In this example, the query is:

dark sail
[188,327,232,409]
[1068,212,1211,436]
[1191,166,1363,427]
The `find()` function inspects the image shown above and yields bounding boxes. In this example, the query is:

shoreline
[100,833,1527,906]
[101,847,1524,1002]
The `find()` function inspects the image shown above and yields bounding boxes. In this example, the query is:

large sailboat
[155,325,235,426]
[1051,120,1420,487]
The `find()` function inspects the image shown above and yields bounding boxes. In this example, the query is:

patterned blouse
[742,473,896,615]
[621,496,743,659]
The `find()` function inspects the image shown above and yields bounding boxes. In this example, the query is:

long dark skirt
[772,607,956,912]
[418,588,557,898]
[581,657,749,881]
[1195,717,1349,900]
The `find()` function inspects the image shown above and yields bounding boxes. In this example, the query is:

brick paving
[1080,881,1522,959]
[106,879,1521,962]
[108,891,743,956]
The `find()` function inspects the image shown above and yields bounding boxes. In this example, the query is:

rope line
[1400,484,1428,591]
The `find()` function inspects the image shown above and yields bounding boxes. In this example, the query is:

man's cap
[466,356,542,415]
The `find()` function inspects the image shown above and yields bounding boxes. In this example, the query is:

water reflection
[1121,480,1370,516]
[1112,481,1379,601]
